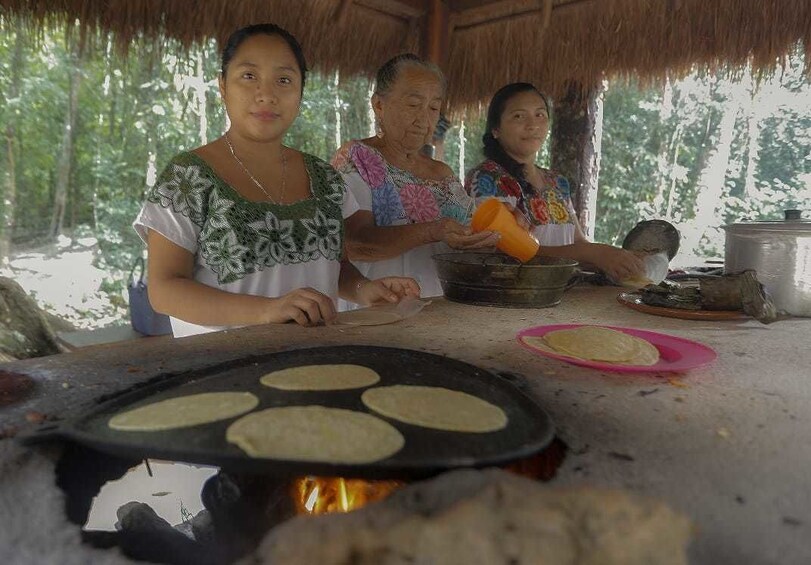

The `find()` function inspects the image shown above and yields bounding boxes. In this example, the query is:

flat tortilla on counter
[336,309,402,326]
[108,392,259,431]
[361,385,508,433]
[226,406,404,463]
[260,364,380,391]
[524,327,659,366]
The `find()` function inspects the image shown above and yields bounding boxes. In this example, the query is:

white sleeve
[133,198,200,253]
[342,170,372,211]
[342,181,361,219]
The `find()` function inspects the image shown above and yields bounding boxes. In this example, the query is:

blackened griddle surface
[30,346,554,479]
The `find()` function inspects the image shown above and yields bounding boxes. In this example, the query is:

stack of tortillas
[522,326,659,366]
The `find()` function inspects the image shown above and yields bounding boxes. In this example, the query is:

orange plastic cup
[471,198,540,263]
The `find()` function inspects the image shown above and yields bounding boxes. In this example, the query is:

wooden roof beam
[451,0,594,31]
[354,0,427,20]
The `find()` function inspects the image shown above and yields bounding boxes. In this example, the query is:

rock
[0,276,66,359]
[243,469,691,565]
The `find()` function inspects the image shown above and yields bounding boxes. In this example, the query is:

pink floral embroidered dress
[465,159,576,246]
[333,141,474,301]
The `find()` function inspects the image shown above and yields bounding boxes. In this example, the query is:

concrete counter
[1,286,809,564]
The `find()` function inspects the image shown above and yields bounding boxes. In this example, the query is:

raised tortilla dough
[108,392,259,431]
[524,327,659,366]
[361,385,508,433]
[260,364,380,391]
[336,310,402,326]
[226,406,404,463]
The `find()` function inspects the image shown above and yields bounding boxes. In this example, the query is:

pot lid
[723,220,811,234]
[724,210,811,233]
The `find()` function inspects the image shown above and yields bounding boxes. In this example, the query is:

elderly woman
[334,54,499,300]
[465,82,644,282]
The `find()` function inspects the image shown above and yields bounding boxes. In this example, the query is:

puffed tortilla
[336,310,403,326]
[523,327,659,366]
[260,364,380,391]
[361,385,508,433]
[226,406,404,463]
[108,392,259,431]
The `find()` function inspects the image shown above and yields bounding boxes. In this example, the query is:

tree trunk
[50,32,83,239]
[652,79,675,215]
[682,82,743,254]
[550,82,604,238]
[743,69,761,199]
[333,71,342,152]
[195,50,208,146]
[1,20,25,264]
[664,124,684,220]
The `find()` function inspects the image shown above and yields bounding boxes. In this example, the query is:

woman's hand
[356,277,421,306]
[588,244,646,283]
[264,288,337,326]
[430,218,500,250]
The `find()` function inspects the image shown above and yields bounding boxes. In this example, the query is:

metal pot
[432,252,578,308]
[723,210,811,316]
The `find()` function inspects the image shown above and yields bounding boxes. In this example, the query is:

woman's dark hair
[221,23,308,93]
[482,82,550,185]
[374,53,447,96]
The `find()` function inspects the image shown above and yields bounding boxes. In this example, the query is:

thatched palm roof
[2,0,809,109]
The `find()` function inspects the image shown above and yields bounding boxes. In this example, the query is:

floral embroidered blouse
[134,151,359,337]
[332,141,474,301]
[465,159,577,246]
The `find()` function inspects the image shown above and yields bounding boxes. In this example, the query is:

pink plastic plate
[516,324,717,373]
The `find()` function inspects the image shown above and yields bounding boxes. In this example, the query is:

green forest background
[1,20,810,327]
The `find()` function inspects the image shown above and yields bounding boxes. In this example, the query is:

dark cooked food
[639,271,777,323]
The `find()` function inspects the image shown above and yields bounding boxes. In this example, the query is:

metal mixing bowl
[433,252,578,308]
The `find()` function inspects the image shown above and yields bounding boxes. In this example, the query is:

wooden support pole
[422,0,450,68]
[550,82,604,238]
[422,0,451,160]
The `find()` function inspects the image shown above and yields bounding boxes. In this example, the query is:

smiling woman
[133,23,419,337]
[465,82,645,283]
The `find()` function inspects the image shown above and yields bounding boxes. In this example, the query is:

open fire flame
[293,477,404,515]
[291,442,563,515]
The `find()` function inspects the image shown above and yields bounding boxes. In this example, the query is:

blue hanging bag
[127,257,173,336]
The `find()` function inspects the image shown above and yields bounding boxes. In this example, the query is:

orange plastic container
[471,198,540,263]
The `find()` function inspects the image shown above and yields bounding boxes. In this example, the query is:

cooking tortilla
[226,406,404,463]
[336,309,402,326]
[361,385,508,433]
[260,364,380,391]
[524,327,659,366]
[108,392,259,431]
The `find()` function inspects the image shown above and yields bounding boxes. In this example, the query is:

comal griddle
[25,346,554,479]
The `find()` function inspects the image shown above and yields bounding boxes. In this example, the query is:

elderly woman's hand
[357,277,421,306]
[431,218,501,250]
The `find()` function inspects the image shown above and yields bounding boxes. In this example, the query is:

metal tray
[25,346,554,479]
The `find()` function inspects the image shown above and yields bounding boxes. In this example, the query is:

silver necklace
[224,132,287,203]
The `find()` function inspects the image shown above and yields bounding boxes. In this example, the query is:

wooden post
[422,0,450,68]
[421,0,451,160]
[550,82,604,238]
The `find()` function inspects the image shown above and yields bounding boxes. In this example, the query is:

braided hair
[482,83,551,186]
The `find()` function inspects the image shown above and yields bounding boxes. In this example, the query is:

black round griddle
[25,346,554,479]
